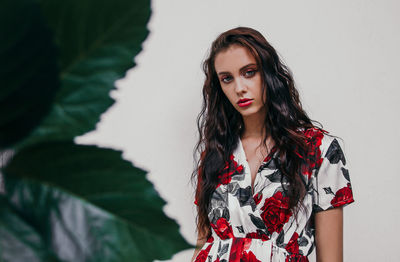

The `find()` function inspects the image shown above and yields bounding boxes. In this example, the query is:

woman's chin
[237,108,266,119]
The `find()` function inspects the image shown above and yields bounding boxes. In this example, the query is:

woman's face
[214,44,266,120]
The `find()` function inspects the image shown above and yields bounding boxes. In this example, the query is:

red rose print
[230,238,252,261]
[196,151,244,204]
[331,183,354,207]
[297,128,325,179]
[285,232,299,254]
[196,154,244,205]
[195,243,212,262]
[253,193,263,205]
[260,191,292,234]
[245,231,270,241]
[241,251,261,262]
[206,235,214,243]
[285,253,309,262]
[285,232,309,261]
[217,154,244,187]
[210,217,234,240]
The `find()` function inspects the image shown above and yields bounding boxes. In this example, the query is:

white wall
[76,0,400,261]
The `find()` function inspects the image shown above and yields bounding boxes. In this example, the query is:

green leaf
[0,196,63,262]
[3,142,192,261]
[18,0,152,148]
[0,0,60,148]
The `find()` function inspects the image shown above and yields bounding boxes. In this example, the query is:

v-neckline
[238,138,277,195]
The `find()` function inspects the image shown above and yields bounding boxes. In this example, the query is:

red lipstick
[237,98,253,107]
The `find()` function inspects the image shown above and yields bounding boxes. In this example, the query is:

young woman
[191,27,354,262]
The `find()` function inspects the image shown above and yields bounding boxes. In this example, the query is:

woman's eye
[245,70,256,77]
[221,76,232,83]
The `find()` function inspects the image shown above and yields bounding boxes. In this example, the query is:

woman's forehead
[214,45,256,74]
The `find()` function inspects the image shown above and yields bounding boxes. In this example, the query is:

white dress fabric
[194,128,354,262]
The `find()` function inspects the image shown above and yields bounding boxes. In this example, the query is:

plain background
[77,0,400,261]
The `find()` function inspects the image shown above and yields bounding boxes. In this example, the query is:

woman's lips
[237,99,254,107]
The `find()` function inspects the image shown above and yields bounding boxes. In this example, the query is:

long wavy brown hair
[192,26,325,240]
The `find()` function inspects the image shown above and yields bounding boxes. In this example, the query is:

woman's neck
[241,113,267,139]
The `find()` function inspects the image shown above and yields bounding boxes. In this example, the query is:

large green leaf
[0,0,59,148]
[0,1,190,261]
[0,196,63,262]
[2,142,192,261]
[18,0,151,148]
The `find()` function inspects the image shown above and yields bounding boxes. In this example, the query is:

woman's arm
[315,206,343,262]
[190,226,210,262]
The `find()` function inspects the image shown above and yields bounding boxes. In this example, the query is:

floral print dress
[194,128,355,262]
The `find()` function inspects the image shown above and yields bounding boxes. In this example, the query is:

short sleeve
[312,136,355,212]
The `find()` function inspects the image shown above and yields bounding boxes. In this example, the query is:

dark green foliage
[0,0,191,261]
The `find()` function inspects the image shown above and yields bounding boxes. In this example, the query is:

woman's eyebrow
[239,63,257,71]
[217,63,257,75]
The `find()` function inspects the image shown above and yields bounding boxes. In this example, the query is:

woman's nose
[234,78,247,93]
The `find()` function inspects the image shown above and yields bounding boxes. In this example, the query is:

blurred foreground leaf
[2,142,190,261]
[0,0,59,148]
[0,197,62,262]
[18,0,152,148]
[0,0,192,261]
